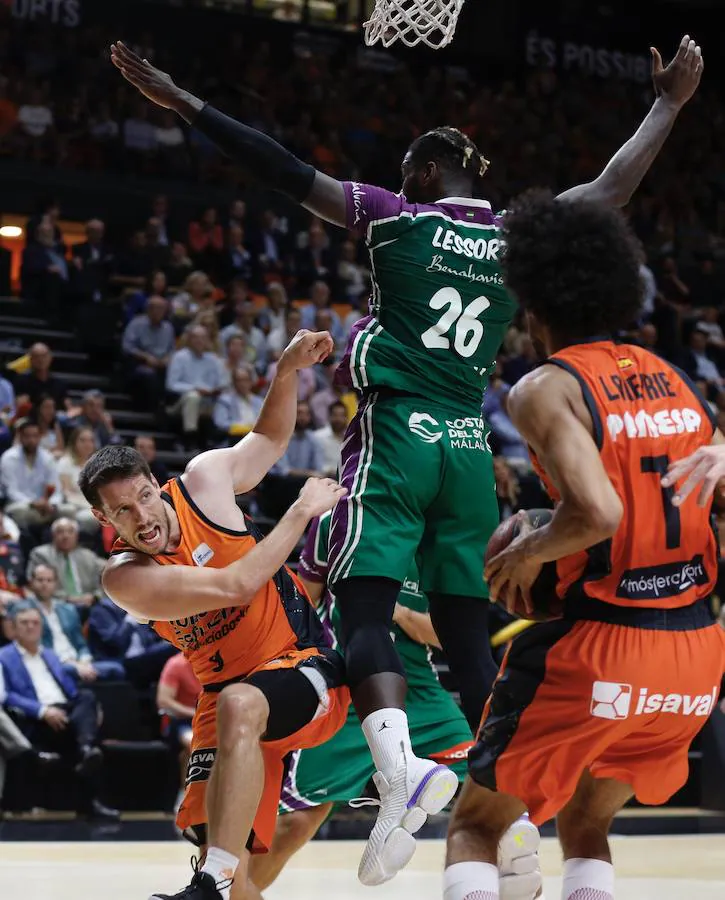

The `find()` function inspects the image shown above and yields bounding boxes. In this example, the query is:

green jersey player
[112,34,703,896]
[248,510,473,893]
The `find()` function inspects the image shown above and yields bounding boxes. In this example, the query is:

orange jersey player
[79,329,350,900]
[445,188,724,900]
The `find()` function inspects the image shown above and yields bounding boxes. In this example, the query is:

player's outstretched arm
[662,429,725,509]
[184,330,333,497]
[109,42,348,227]
[557,35,703,207]
[102,477,346,621]
[485,366,622,613]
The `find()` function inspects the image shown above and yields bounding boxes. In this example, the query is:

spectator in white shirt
[299,281,343,345]
[267,307,302,357]
[0,419,74,531]
[213,365,264,438]
[219,293,269,373]
[313,400,348,476]
[166,324,225,449]
[257,281,288,338]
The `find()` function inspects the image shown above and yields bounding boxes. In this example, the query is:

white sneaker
[498,814,542,900]
[355,752,458,886]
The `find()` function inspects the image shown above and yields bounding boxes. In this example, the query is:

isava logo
[408,412,443,444]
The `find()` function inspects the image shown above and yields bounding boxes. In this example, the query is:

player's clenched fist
[279,330,335,372]
[295,477,347,519]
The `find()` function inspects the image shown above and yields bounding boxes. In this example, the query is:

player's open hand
[484,512,543,617]
[280,330,335,372]
[651,34,703,109]
[110,42,183,110]
[296,477,347,520]
[661,444,725,508]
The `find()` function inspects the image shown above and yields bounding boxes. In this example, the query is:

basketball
[485,509,563,621]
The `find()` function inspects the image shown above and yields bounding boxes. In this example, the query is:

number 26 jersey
[337,182,517,412]
[534,340,718,610]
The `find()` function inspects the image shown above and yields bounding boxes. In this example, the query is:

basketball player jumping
[442,191,725,900]
[247,510,474,893]
[111,34,703,887]
[79,330,351,900]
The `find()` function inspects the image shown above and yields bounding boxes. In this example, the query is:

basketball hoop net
[364,0,465,50]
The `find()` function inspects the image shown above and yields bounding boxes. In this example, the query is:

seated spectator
[309,359,356,428]
[87,101,119,163]
[150,193,176,247]
[87,597,176,688]
[165,241,193,289]
[109,230,150,292]
[219,286,268,372]
[70,218,113,305]
[0,693,60,814]
[188,206,224,273]
[265,351,316,403]
[299,281,343,345]
[70,390,122,448]
[696,307,725,368]
[273,401,324,478]
[213,365,264,439]
[57,428,100,536]
[156,653,201,801]
[122,295,176,410]
[313,400,348,476]
[220,224,255,285]
[166,324,225,450]
[295,220,335,294]
[25,199,63,251]
[221,333,257,387]
[20,220,69,325]
[191,308,223,356]
[124,268,169,324]
[0,603,119,820]
[34,394,64,458]
[502,334,539,386]
[337,239,370,304]
[27,516,105,607]
[170,270,216,331]
[15,87,54,159]
[251,208,289,282]
[256,281,288,337]
[122,102,158,167]
[0,418,72,535]
[0,374,15,452]
[638,322,659,352]
[155,109,188,176]
[145,217,172,271]
[13,342,71,418]
[268,306,303,357]
[134,435,170,486]
[0,501,24,638]
[24,563,124,682]
[682,325,725,403]
[483,373,531,471]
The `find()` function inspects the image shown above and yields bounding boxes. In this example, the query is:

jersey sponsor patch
[408,412,443,444]
[615,555,710,600]
[186,747,216,784]
[191,542,214,567]
[606,407,702,442]
[591,681,718,720]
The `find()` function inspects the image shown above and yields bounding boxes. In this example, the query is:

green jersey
[338,183,517,412]
[298,511,441,691]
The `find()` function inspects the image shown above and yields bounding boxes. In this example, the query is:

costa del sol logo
[408,412,443,444]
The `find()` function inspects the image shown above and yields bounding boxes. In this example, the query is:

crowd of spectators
[2,16,725,818]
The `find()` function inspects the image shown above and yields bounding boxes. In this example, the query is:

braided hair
[408,127,490,180]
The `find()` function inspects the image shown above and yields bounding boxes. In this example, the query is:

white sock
[201,846,239,900]
[444,861,499,900]
[361,708,415,780]
[562,858,614,900]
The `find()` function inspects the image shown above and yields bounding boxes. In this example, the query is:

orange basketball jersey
[532,340,718,610]
[112,477,328,685]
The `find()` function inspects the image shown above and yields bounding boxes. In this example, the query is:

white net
[363,0,465,50]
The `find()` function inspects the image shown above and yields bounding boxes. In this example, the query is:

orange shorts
[177,646,350,853]
[469,603,725,825]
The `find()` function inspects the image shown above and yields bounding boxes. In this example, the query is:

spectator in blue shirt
[166,324,225,449]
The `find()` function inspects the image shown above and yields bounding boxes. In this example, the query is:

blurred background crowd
[0,2,724,823]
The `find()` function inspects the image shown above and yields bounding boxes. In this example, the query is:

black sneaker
[150,866,231,900]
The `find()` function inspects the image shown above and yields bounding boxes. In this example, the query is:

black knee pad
[334,576,404,688]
